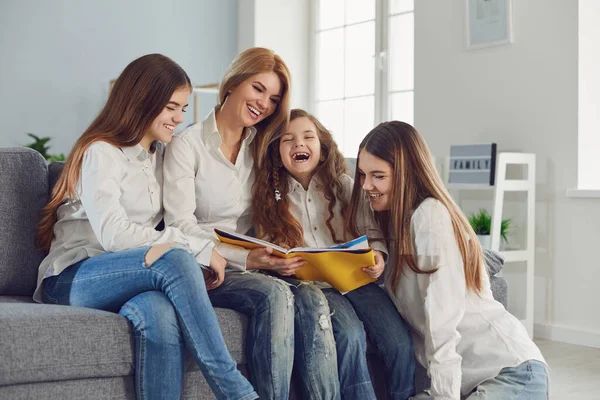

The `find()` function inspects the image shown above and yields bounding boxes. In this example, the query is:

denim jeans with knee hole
[207,271,295,400]
[287,280,340,400]
[288,279,416,400]
[42,247,258,400]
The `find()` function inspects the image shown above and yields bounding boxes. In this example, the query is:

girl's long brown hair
[345,121,485,293]
[37,54,191,251]
[252,109,349,249]
[217,47,292,165]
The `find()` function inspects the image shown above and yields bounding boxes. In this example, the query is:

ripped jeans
[41,247,257,400]
[207,271,295,400]
[286,279,416,400]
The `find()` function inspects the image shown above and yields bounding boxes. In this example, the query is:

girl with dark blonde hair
[35,54,257,400]
[163,47,299,399]
[251,109,416,400]
[348,121,548,399]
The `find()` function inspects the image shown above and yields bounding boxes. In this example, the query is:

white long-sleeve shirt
[385,198,545,399]
[286,174,386,252]
[163,109,256,270]
[34,141,190,302]
[282,174,387,288]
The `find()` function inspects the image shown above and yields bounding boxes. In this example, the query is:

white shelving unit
[446,153,536,337]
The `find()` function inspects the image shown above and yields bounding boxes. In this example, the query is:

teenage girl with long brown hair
[348,121,548,399]
[35,54,257,400]
[251,109,416,400]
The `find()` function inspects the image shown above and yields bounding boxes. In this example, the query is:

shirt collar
[201,107,258,149]
[287,174,322,194]
[120,142,159,162]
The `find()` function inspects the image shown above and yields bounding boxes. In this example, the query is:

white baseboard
[534,323,600,349]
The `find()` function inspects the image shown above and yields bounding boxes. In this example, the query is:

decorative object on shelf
[466,0,513,50]
[24,133,66,163]
[449,143,497,185]
[468,208,510,249]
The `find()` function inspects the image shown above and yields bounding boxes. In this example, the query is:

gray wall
[0,0,237,155]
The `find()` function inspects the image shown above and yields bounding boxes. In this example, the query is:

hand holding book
[215,228,377,292]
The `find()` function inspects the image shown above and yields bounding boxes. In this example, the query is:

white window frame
[309,0,415,151]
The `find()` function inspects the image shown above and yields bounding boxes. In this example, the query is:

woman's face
[226,71,282,127]
[358,148,393,211]
[143,87,190,148]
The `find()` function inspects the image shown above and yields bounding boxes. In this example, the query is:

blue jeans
[464,360,549,399]
[288,280,340,400]
[42,247,257,400]
[343,283,416,400]
[288,280,415,400]
[207,271,295,400]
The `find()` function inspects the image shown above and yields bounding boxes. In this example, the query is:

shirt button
[313,227,318,231]
[237,197,242,203]
[308,198,312,202]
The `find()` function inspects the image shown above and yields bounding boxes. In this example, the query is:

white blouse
[163,109,256,270]
[286,174,386,252]
[34,141,190,302]
[385,198,545,399]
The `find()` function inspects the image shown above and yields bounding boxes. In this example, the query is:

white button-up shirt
[384,198,545,399]
[163,110,256,270]
[34,141,190,302]
[285,174,387,288]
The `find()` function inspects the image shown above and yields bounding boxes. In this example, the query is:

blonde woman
[163,47,301,399]
[347,121,548,400]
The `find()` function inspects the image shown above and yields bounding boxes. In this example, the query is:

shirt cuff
[215,242,250,272]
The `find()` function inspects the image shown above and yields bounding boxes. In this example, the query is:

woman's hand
[246,247,306,276]
[362,250,385,279]
[204,249,226,290]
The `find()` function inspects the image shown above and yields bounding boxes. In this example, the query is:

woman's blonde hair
[346,121,485,293]
[218,47,292,164]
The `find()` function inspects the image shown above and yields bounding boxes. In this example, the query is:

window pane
[319,0,345,30]
[345,0,375,25]
[389,13,414,92]
[317,29,345,100]
[389,0,414,14]
[344,96,374,157]
[317,100,345,151]
[389,91,414,126]
[345,21,375,98]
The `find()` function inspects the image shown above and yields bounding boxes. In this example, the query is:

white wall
[0,0,238,155]
[415,0,600,347]
[237,0,310,109]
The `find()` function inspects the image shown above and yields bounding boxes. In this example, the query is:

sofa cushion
[0,148,49,296]
[0,297,247,386]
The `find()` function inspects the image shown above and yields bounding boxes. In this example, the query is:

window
[312,0,414,156]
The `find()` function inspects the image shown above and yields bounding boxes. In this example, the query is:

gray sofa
[0,147,507,399]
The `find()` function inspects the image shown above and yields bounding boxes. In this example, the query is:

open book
[214,228,377,292]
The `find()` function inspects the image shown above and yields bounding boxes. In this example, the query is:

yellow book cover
[214,228,377,292]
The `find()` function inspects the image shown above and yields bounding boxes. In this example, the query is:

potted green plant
[468,209,511,249]
[24,133,66,163]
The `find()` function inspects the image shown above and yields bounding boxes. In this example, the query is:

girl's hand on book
[206,249,226,290]
[246,246,306,275]
[362,250,385,279]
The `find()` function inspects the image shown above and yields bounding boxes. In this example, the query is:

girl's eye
[270,98,279,104]
[253,85,263,93]
[305,136,315,140]
[182,108,187,113]
[374,175,385,180]
[166,107,175,111]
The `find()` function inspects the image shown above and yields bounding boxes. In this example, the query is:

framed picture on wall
[466,0,513,50]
